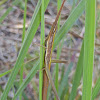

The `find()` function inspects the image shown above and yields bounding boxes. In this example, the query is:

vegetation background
[0,0,99,100]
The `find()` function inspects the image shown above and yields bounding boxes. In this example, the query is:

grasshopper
[42,0,66,100]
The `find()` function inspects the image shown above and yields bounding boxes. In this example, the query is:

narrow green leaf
[58,62,73,98]
[0,57,39,78]
[0,7,12,23]
[55,39,64,100]
[92,77,100,100]
[19,0,27,99]
[57,0,61,30]
[0,0,21,23]
[13,60,40,100]
[60,65,65,84]
[22,0,27,42]
[0,69,12,78]
[82,1,96,100]
[71,0,78,11]
[22,92,28,100]
[69,41,84,100]
[39,0,45,99]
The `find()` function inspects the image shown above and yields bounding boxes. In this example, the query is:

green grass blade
[57,0,61,30]
[39,0,45,99]
[82,1,96,100]
[22,0,27,42]
[69,41,84,100]
[13,60,40,100]
[19,0,27,99]
[0,57,39,78]
[92,77,100,100]
[60,65,65,85]
[0,69,12,78]
[0,7,12,23]
[19,67,23,100]
[1,0,50,100]
[22,92,28,100]
[53,0,85,49]
[71,0,76,11]
[55,39,64,100]
[0,0,21,24]
[58,62,73,98]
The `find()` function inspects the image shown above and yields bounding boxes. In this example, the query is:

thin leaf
[39,0,45,99]
[0,69,12,78]
[0,57,39,78]
[82,1,96,100]
[0,0,21,23]
[92,77,100,100]
[55,39,64,100]
[19,0,27,99]
[13,60,40,100]
[0,7,12,23]
[57,0,61,30]
[22,0,27,42]
[58,62,73,98]
[69,41,84,100]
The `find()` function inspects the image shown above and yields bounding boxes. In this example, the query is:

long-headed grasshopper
[42,0,66,100]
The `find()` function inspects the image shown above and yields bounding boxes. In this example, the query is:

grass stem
[82,1,96,100]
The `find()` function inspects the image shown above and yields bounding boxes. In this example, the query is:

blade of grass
[19,0,27,99]
[71,0,76,11]
[82,1,96,100]
[60,65,65,84]
[92,77,100,100]
[59,65,67,100]
[58,62,73,98]
[57,0,61,30]
[0,69,12,78]
[0,0,21,23]
[39,0,45,99]
[61,82,69,100]
[22,0,27,42]
[55,39,64,100]
[13,60,40,100]
[0,57,39,78]
[1,0,50,100]
[0,7,12,23]
[69,41,84,100]
[53,0,85,49]
[22,92,28,100]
